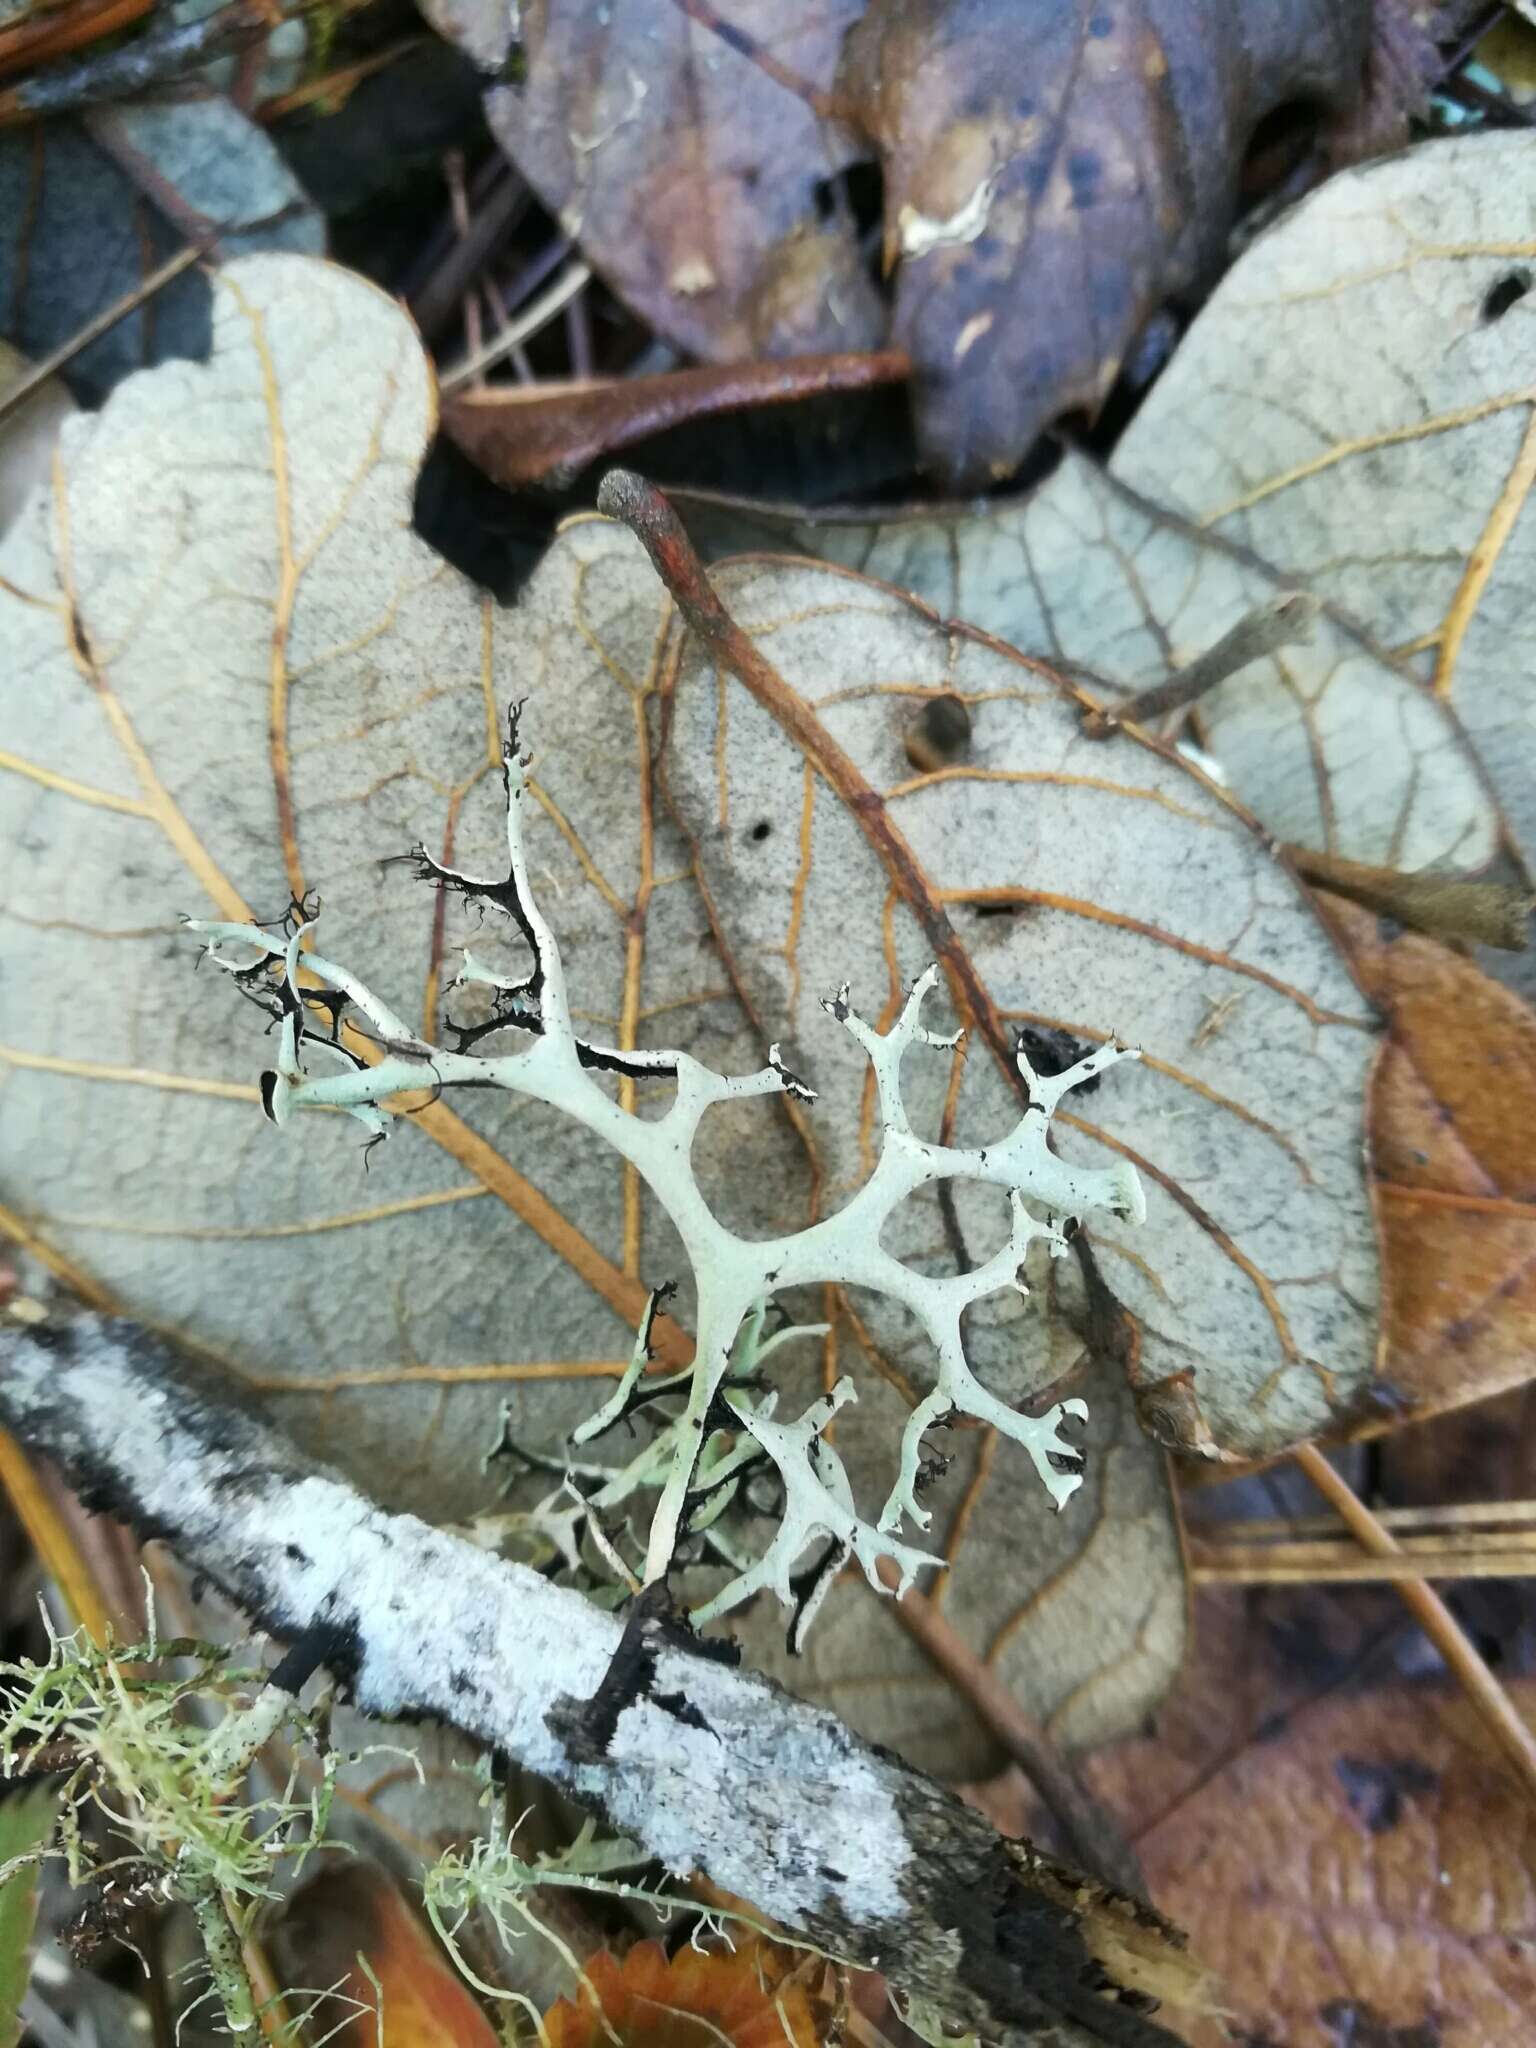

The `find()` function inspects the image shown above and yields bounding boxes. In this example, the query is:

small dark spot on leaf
[904,692,972,773]
[1481,270,1530,323]
[1067,150,1102,209]
[1334,1757,1437,1834]
[750,819,772,843]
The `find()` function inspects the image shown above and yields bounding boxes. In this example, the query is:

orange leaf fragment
[544,1938,829,2048]
[287,1864,499,2047]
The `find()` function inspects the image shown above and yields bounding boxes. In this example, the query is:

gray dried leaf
[1111,129,1536,893]
[701,133,1535,887]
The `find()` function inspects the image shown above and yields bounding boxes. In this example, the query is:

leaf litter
[1,18,1535,2043]
[0,249,1393,1784]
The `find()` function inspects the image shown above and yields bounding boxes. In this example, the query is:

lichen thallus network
[189,708,1147,1640]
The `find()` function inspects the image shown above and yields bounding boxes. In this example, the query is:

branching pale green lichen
[190,708,1144,1637]
[0,1608,338,2034]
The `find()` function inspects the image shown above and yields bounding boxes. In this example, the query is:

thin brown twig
[443,150,485,393]
[1081,591,1319,739]
[668,0,846,121]
[0,241,207,426]
[1292,1443,1536,1801]
[439,260,593,392]
[1195,1499,1536,1539]
[0,0,371,124]
[1192,1547,1536,1583]
[256,35,424,122]
[874,1558,1148,1900]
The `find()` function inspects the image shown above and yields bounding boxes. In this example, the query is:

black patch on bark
[268,1610,363,1695]
[652,1690,715,1738]
[547,1582,669,1761]
[548,1583,737,1762]
[891,1780,1183,2046]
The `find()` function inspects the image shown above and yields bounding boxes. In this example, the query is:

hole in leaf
[904,693,972,772]
[1482,269,1531,323]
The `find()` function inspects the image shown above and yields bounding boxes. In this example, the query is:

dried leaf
[659,549,1381,1461]
[1338,904,1536,1430]
[650,538,1381,1762]
[432,0,1371,484]
[0,95,323,404]
[690,130,1536,882]
[481,1,885,363]
[0,252,1378,1770]
[442,349,910,493]
[282,1862,500,2046]
[1122,1677,1536,2047]
[542,1938,834,2048]
[688,441,1498,879]
[838,0,1372,484]
[1105,129,1536,895]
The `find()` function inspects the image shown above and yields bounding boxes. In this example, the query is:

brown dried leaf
[839,0,1371,483]
[442,348,909,492]
[429,0,1371,484]
[1118,1675,1536,2047]
[1335,904,1536,1430]
[481,1,885,363]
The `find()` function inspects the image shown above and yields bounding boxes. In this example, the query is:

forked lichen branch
[189,709,1144,1632]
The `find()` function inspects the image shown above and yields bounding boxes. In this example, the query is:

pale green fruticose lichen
[190,708,1145,1641]
[0,1604,337,2035]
